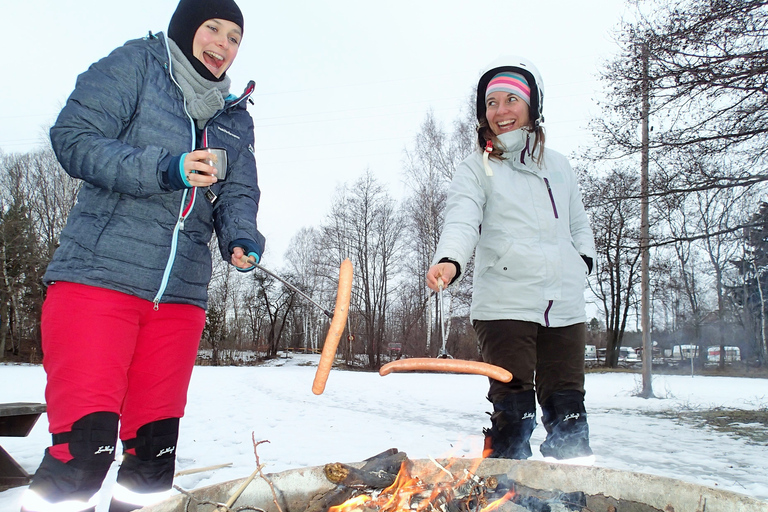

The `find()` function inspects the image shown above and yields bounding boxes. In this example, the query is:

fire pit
[138,455,768,512]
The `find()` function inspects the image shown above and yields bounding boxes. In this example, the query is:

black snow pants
[474,320,592,460]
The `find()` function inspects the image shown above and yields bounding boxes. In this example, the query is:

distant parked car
[706,346,740,363]
[619,347,640,367]
[584,345,599,368]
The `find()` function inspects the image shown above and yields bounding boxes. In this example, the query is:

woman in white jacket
[426,56,596,463]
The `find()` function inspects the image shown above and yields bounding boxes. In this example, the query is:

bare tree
[695,187,748,369]
[582,166,642,367]
[658,191,708,360]
[321,170,402,369]
[594,0,768,166]
[401,105,475,357]
[284,227,327,355]
[249,270,295,359]
[581,0,768,374]
[736,202,768,363]
[202,246,239,365]
[24,149,80,258]
[0,152,60,359]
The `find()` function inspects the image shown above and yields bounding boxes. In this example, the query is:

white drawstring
[483,140,493,176]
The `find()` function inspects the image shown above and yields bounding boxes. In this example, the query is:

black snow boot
[539,390,593,460]
[21,449,108,512]
[482,390,537,460]
[21,412,118,512]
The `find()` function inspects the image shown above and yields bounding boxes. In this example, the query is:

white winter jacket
[434,130,596,327]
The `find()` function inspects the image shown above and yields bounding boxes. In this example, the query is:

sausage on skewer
[379,358,512,382]
[312,258,354,394]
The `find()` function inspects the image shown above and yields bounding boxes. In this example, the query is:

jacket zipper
[543,177,559,218]
[544,300,553,327]
[494,145,562,327]
[153,37,254,309]
[543,177,558,326]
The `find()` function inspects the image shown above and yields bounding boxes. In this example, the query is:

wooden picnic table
[0,402,46,487]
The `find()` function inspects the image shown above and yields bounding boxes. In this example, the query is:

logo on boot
[157,446,175,457]
[564,413,581,422]
[94,445,115,455]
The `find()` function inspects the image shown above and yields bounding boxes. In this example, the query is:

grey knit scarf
[168,38,231,129]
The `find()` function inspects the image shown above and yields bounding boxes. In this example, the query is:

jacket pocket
[485,238,545,284]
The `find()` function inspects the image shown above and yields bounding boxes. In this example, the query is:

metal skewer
[242,256,334,319]
[436,279,452,359]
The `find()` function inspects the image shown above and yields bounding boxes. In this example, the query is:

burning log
[324,462,397,488]
[305,449,407,512]
[305,486,358,512]
[323,449,407,488]
[485,475,587,512]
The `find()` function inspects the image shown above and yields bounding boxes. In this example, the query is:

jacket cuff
[162,153,190,190]
[229,237,265,272]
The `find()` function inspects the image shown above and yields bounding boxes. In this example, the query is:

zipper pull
[543,177,559,218]
[153,298,160,311]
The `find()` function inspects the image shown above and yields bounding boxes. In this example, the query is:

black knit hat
[168,0,244,82]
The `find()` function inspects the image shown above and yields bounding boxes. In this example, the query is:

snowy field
[1,354,767,511]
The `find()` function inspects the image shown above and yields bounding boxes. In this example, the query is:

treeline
[2,0,768,370]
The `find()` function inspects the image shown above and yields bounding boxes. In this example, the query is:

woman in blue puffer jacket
[426,56,597,466]
[21,1,264,511]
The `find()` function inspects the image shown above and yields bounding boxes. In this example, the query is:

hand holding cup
[184,148,228,187]
[201,147,228,181]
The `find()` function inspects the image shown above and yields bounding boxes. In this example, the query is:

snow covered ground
[1,354,767,511]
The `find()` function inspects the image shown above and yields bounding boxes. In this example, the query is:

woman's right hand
[183,150,219,187]
[426,263,456,292]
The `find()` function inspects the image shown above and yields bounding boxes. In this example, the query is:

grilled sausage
[312,259,354,394]
[379,358,512,382]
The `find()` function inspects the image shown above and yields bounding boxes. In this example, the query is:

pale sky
[3,0,628,265]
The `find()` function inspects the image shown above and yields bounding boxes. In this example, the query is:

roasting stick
[240,256,333,319]
[312,258,353,395]
[379,278,513,383]
[436,280,451,359]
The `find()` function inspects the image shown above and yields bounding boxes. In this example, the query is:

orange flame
[330,460,450,512]
[478,489,515,512]
[329,494,371,512]
[380,461,425,512]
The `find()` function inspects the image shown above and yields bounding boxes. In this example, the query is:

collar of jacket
[201,80,255,134]
[497,129,541,174]
[226,80,255,110]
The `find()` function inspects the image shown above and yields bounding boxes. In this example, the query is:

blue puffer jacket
[45,31,265,309]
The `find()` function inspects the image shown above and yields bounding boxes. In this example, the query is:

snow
[2,354,767,511]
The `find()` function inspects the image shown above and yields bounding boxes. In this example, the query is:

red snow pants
[41,282,206,463]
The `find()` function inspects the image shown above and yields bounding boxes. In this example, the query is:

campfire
[308,450,585,512]
[141,448,768,512]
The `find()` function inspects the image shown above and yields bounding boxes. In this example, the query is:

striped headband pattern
[485,72,531,106]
